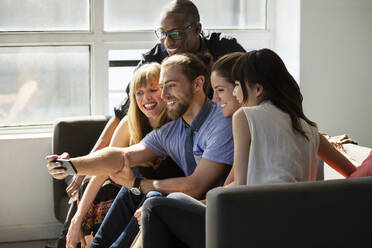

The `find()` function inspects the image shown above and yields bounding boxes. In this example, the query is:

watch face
[131,187,141,196]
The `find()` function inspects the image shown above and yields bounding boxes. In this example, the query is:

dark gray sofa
[52,116,108,222]
[206,177,372,248]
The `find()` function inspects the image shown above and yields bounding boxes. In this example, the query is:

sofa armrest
[52,115,109,223]
[206,177,372,248]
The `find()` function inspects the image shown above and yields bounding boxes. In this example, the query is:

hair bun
[195,52,213,71]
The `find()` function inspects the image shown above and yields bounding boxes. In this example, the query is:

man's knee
[142,196,165,212]
[167,192,188,200]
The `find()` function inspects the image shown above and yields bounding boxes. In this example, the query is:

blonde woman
[66,63,183,248]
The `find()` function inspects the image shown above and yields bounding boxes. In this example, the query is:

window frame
[0,0,274,134]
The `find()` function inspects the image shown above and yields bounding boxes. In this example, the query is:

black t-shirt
[114,31,246,119]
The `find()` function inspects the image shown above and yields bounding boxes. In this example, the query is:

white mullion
[91,0,108,115]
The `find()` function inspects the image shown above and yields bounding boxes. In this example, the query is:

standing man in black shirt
[114,0,245,120]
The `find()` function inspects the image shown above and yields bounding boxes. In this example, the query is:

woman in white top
[136,50,356,248]
[231,48,355,185]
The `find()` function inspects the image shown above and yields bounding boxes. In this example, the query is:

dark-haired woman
[137,49,356,248]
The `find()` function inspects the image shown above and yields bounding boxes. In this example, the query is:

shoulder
[153,118,181,136]
[202,31,244,48]
[232,107,248,125]
[201,31,245,60]
[203,104,232,137]
[209,103,232,125]
[202,31,236,42]
[141,43,167,64]
[117,115,130,129]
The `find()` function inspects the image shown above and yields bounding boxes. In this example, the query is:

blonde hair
[128,62,169,145]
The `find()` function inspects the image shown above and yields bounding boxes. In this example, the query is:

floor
[0,239,56,248]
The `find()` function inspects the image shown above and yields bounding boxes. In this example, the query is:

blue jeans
[90,187,163,248]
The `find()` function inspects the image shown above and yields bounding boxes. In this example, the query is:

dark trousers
[89,187,143,248]
[90,188,163,248]
[141,193,206,248]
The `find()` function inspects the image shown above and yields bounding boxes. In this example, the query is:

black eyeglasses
[155,23,194,40]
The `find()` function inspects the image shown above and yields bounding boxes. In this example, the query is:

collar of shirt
[182,98,213,133]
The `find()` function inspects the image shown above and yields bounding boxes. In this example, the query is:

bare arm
[232,108,251,186]
[91,115,121,152]
[66,175,108,248]
[72,116,121,184]
[223,167,234,186]
[71,117,131,222]
[71,143,157,176]
[66,117,131,248]
[46,116,121,191]
[318,133,357,177]
[139,158,230,200]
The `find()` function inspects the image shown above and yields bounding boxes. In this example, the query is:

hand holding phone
[54,158,78,175]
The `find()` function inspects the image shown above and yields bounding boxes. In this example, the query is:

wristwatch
[130,177,143,195]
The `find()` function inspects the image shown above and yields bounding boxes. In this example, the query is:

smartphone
[54,159,77,175]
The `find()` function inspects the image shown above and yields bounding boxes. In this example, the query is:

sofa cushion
[349,151,372,178]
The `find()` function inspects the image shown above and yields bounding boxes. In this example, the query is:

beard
[167,101,189,120]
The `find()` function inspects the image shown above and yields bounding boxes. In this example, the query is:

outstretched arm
[318,133,357,177]
[139,158,230,200]
[70,143,158,176]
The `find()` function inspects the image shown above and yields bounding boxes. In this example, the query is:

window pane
[0,0,89,32]
[197,0,266,29]
[108,50,145,115]
[104,0,266,31]
[0,46,90,126]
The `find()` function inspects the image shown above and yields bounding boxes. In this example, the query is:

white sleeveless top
[243,101,319,185]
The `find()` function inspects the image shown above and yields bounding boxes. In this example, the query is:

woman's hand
[134,207,143,228]
[66,215,86,248]
[324,134,358,153]
[45,152,70,180]
[66,175,85,198]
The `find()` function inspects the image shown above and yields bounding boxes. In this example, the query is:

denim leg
[90,187,144,248]
[110,191,165,248]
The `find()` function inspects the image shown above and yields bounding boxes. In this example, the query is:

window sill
[0,125,52,139]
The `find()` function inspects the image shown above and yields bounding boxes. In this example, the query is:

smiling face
[158,12,201,56]
[211,71,241,117]
[135,81,166,120]
[159,65,194,120]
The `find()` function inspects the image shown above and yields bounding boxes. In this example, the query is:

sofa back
[206,177,372,248]
[52,115,108,222]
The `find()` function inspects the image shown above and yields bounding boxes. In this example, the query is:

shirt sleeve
[140,128,168,158]
[202,117,234,166]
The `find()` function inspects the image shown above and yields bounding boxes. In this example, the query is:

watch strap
[133,177,142,189]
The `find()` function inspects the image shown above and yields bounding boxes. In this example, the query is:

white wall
[300,0,372,148]
[0,134,61,242]
[274,0,301,82]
